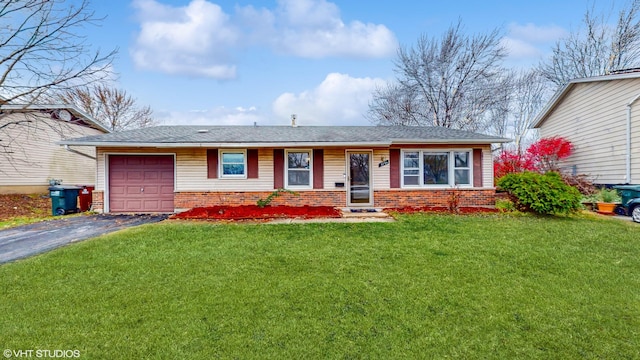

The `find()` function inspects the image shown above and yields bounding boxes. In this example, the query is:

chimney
[291,114,297,127]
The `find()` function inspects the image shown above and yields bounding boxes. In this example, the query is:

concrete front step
[340,208,391,218]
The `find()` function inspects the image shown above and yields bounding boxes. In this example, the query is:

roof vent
[197,129,209,133]
[291,114,297,127]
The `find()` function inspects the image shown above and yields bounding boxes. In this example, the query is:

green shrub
[495,198,516,212]
[593,187,622,203]
[496,171,582,215]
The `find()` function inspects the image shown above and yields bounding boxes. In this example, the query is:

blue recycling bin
[49,185,82,216]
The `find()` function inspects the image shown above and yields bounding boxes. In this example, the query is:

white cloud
[508,23,567,43]
[500,37,543,59]
[502,22,568,61]
[155,106,266,126]
[151,73,385,126]
[263,0,397,58]
[272,73,386,126]
[131,0,239,78]
[130,0,397,78]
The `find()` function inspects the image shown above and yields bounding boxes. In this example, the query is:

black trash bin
[49,185,82,216]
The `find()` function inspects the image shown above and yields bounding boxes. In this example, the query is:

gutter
[58,138,511,148]
[626,93,640,184]
[64,145,96,160]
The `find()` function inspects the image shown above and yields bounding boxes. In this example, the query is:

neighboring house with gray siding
[0,104,109,194]
[60,125,509,213]
[533,71,640,185]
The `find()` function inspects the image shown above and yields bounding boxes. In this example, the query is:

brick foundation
[373,189,496,208]
[174,189,496,210]
[92,189,497,213]
[174,190,346,209]
[92,191,104,213]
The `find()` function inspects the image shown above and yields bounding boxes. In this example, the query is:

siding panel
[0,112,103,193]
[538,77,640,183]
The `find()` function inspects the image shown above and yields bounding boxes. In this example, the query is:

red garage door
[108,155,174,213]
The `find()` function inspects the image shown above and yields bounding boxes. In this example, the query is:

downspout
[64,145,96,160]
[626,94,640,184]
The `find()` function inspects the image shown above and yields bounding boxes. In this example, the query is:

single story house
[59,125,509,213]
[0,103,109,194]
[533,70,640,185]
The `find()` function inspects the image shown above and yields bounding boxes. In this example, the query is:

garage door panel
[126,157,144,166]
[142,200,159,211]
[127,172,143,181]
[110,157,127,166]
[110,171,126,181]
[125,200,143,210]
[144,171,159,181]
[161,172,173,180]
[126,186,143,195]
[143,186,159,195]
[110,186,125,195]
[111,200,125,209]
[160,185,174,195]
[109,155,174,213]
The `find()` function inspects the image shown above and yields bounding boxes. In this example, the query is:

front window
[403,151,420,185]
[286,150,312,188]
[454,152,471,185]
[220,150,246,178]
[402,150,472,187]
[423,152,449,185]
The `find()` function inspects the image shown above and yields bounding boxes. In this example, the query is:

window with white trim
[286,150,312,188]
[402,150,472,187]
[220,150,247,178]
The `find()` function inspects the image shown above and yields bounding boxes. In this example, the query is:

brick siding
[92,191,104,212]
[92,189,496,212]
[173,189,496,210]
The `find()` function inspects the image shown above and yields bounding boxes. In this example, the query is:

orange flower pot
[596,202,616,215]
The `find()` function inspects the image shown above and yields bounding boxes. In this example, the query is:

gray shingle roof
[59,125,510,147]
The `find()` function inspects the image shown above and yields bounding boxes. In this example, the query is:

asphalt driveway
[0,214,168,264]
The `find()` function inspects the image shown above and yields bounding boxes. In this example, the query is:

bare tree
[0,0,116,104]
[1,0,116,166]
[57,85,156,132]
[366,83,425,126]
[510,70,548,150]
[368,20,509,132]
[539,0,640,87]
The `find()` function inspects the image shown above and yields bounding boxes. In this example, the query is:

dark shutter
[390,148,401,188]
[207,149,218,179]
[273,149,284,189]
[247,149,259,179]
[313,149,324,189]
[473,149,483,187]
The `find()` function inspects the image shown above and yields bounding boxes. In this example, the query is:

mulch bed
[170,205,342,220]
[0,194,51,221]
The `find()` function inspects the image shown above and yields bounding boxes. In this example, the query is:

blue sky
[82,0,629,126]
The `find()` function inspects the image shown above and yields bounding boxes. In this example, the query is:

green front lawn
[1,213,639,359]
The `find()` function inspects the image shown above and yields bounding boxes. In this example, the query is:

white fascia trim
[59,139,509,147]
[391,138,511,144]
[57,141,393,148]
[1,103,109,133]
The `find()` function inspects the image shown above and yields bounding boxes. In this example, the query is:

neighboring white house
[532,70,640,185]
[0,104,109,194]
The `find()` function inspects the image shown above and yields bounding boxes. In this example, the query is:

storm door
[347,151,372,206]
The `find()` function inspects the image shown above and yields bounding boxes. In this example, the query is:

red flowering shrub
[526,136,573,172]
[494,151,535,179]
[494,136,573,179]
